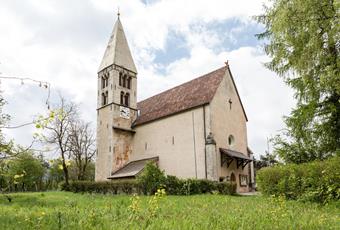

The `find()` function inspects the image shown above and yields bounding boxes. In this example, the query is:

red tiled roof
[134,66,227,126]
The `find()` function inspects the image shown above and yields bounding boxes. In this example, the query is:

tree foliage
[256,0,340,163]
[254,151,279,170]
[6,151,45,191]
[0,150,46,192]
[0,94,14,160]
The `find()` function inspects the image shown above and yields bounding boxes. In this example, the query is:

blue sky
[153,18,264,73]
[0,0,295,158]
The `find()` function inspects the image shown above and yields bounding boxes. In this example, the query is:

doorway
[230,173,236,183]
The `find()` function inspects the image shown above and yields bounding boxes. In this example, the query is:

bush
[137,162,166,195]
[216,182,237,195]
[257,156,340,203]
[61,162,236,196]
[61,177,236,196]
[61,180,141,195]
[164,175,184,195]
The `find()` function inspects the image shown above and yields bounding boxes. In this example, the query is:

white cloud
[0,0,294,158]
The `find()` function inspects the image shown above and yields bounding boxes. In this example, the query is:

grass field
[0,192,339,229]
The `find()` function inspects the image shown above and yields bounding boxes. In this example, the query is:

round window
[228,135,235,146]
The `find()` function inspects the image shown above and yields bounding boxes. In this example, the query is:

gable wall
[210,69,249,192]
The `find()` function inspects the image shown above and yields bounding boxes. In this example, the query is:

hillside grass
[0,192,339,229]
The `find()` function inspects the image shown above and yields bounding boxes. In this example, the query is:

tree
[0,94,14,160]
[6,151,45,191]
[68,160,95,181]
[39,97,78,186]
[45,158,69,190]
[254,152,279,170]
[256,0,340,163]
[68,121,96,180]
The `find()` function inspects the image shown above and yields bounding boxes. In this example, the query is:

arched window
[102,74,108,88]
[123,74,127,87]
[119,72,122,86]
[105,74,109,87]
[124,93,130,107]
[228,135,235,147]
[102,91,108,106]
[101,76,105,89]
[120,91,124,105]
[127,77,131,89]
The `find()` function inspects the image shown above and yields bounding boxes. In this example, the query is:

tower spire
[98,14,137,73]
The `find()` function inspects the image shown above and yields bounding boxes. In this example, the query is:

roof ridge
[137,66,227,105]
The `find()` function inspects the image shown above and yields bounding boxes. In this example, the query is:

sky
[0,0,295,159]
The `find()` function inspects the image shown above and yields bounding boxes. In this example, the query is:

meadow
[0,192,339,230]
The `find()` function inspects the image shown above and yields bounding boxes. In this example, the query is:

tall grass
[0,192,339,229]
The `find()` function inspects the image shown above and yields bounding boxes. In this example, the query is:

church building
[95,15,255,193]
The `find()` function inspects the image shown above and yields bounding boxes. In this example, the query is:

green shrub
[61,162,236,196]
[216,182,237,195]
[180,179,217,195]
[164,175,184,195]
[61,180,141,195]
[257,156,340,203]
[137,162,167,195]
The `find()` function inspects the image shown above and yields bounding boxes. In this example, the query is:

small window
[119,72,122,86]
[120,91,124,105]
[145,142,148,150]
[127,77,131,89]
[101,76,105,89]
[123,74,127,87]
[102,91,108,106]
[228,135,235,146]
[172,136,175,145]
[124,93,130,107]
[102,75,108,89]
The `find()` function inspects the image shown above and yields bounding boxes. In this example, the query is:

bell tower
[95,13,138,181]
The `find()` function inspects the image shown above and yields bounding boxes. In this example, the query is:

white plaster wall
[132,107,206,179]
[210,69,250,192]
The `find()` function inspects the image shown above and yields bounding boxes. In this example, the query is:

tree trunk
[61,151,69,186]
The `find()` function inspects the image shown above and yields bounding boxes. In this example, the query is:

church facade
[95,16,255,193]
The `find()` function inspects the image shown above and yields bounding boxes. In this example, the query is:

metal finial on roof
[117,7,120,18]
[224,60,229,67]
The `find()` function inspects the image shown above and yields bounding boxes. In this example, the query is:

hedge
[257,156,340,203]
[61,162,236,195]
[60,180,142,195]
[61,179,236,196]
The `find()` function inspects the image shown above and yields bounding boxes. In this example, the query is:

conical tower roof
[98,17,137,73]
